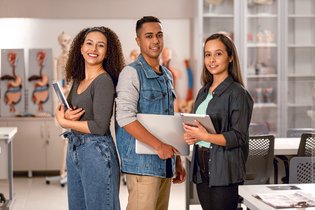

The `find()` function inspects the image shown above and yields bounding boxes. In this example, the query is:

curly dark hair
[65,26,125,86]
[201,33,244,87]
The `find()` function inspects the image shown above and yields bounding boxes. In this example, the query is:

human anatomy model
[56,32,71,82]
[0,51,23,113]
[161,48,181,88]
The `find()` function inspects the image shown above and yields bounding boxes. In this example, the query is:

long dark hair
[65,26,125,86]
[201,33,244,86]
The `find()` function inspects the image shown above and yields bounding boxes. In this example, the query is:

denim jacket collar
[137,54,171,80]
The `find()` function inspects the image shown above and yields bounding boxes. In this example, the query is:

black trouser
[196,146,239,210]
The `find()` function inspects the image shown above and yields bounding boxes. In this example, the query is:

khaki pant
[126,174,172,210]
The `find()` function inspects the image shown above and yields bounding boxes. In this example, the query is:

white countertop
[0,127,18,140]
[274,137,300,155]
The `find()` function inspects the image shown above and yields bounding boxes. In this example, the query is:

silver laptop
[135,113,189,156]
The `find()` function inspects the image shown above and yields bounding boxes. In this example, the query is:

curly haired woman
[55,26,125,210]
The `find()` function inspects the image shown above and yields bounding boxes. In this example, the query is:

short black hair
[136,16,161,35]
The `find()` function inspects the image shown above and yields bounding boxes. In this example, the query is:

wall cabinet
[0,117,64,173]
[194,0,315,137]
[285,0,315,132]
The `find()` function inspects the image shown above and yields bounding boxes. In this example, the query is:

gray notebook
[52,82,70,109]
[135,113,189,156]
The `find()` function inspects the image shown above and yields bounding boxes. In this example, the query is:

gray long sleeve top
[115,66,140,127]
[68,73,114,135]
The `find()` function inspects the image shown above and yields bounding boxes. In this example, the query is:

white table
[274,138,300,155]
[185,137,302,209]
[0,127,17,209]
[274,137,301,183]
[239,183,315,210]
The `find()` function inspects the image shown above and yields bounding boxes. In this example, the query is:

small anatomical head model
[58,32,72,51]
[37,51,46,66]
[161,47,172,64]
[129,49,139,62]
[8,51,17,66]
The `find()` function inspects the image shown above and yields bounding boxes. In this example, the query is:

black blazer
[190,76,254,187]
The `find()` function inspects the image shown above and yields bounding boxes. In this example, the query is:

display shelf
[247,74,278,78]
[288,44,315,47]
[288,104,313,107]
[286,0,315,131]
[254,103,277,108]
[288,0,315,15]
[203,14,233,18]
[288,74,315,78]
[245,0,280,135]
[194,0,314,136]
[288,15,315,18]
[247,43,277,47]
[247,14,278,18]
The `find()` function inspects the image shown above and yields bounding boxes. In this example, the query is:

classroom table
[0,127,17,210]
[239,183,315,210]
[185,137,302,210]
[274,137,300,155]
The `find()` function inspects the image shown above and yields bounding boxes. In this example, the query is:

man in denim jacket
[116,16,186,210]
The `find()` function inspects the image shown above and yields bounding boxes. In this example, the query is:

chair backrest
[297,133,315,156]
[249,123,269,135]
[245,135,275,185]
[289,157,315,184]
[287,128,315,137]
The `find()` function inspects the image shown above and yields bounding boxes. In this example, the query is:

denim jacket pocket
[139,89,163,114]
[142,89,163,101]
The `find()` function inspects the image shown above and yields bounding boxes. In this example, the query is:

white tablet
[135,113,189,156]
[52,82,71,109]
[180,113,216,134]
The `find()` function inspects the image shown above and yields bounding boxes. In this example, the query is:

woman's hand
[64,107,85,121]
[55,105,67,128]
[183,120,208,145]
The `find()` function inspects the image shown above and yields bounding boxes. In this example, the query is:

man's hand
[155,142,178,160]
[172,156,186,184]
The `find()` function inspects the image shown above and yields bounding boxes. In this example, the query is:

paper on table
[256,191,315,208]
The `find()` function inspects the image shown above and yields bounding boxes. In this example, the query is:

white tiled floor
[0,177,202,210]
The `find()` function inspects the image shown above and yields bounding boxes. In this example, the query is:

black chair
[245,135,275,184]
[275,129,315,184]
[297,133,315,157]
[238,135,275,209]
[247,123,284,184]
[289,157,315,184]
[280,132,315,184]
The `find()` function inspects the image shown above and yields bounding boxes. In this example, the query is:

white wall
[0,0,193,19]
[0,18,191,99]
[0,0,197,99]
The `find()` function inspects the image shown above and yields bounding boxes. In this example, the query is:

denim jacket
[190,76,253,187]
[116,54,176,178]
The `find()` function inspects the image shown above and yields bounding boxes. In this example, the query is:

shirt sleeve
[115,66,140,127]
[87,75,114,135]
[223,88,253,149]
